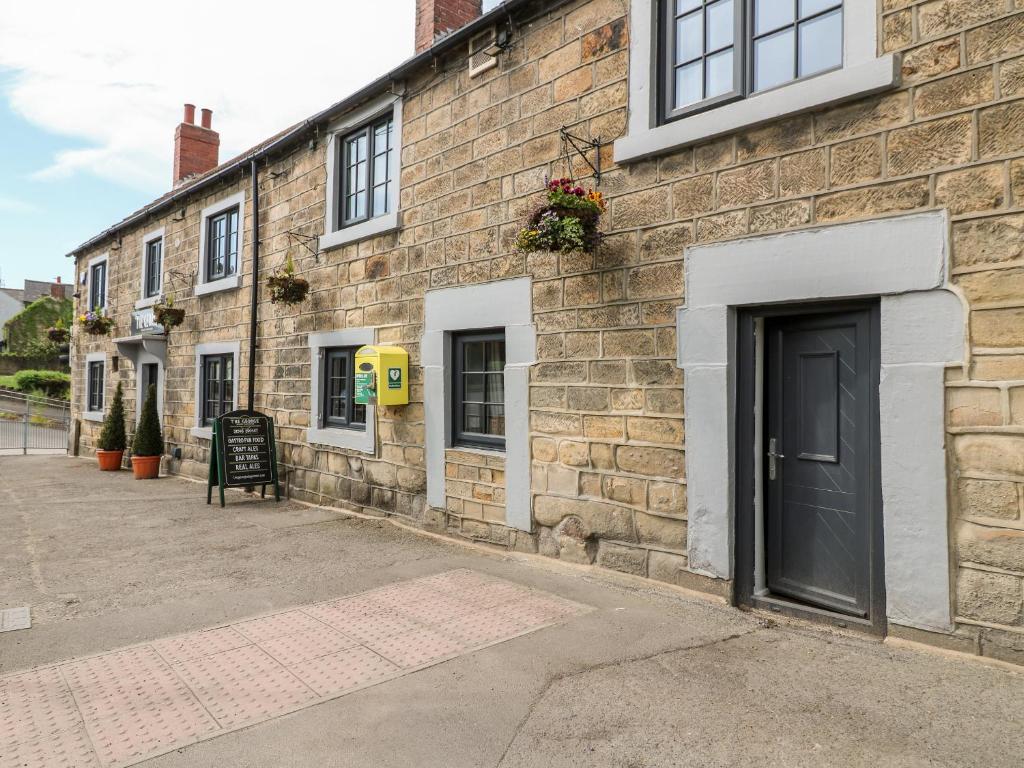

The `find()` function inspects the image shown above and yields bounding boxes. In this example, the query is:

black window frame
[87,360,104,412]
[320,346,366,431]
[452,330,506,451]
[200,353,234,426]
[88,261,107,311]
[338,112,395,229]
[143,237,162,299]
[204,206,240,283]
[659,0,844,124]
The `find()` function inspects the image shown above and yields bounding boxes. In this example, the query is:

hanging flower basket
[78,309,114,336]
[267,254,310,306]
[154,298,185,332]
[46,325,70,344]
[515,178,606,255]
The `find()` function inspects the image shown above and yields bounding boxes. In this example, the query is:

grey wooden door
[764,309,876,618]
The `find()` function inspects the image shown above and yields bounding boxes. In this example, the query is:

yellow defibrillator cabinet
[353,345,410,406]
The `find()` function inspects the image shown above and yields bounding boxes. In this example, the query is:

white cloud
[0,196,38,214]
[0,0,417,193]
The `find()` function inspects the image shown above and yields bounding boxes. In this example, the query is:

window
[205,207,239,282]
[144,237,162,298]
[340,114,395,228]
[87,360,104,412]
[663,0,842,120]
[201,353,234,425]
[453,331,506,450]
[89,260,107,311]
[320,347,366,430]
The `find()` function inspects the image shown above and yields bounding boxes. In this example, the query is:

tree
[132,384,163,457]
[97,382,127,452]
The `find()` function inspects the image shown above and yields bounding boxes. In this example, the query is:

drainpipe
[247,159,259,412]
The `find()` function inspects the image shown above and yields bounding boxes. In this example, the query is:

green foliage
[2,297,73,355]
[132,384,163,457]
[12,369,70,398]
[0,375,15,389]
[515,178,606,254]
[97,382,127,452]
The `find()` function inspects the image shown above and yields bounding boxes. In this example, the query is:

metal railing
[0,390,70,454]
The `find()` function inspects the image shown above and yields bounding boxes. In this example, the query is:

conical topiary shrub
[131,384,163,479]
[96,382,126,470]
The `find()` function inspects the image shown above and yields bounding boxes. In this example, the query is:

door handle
[767,438,784,480]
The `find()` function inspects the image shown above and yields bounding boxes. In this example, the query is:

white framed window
[86,253,109,313]
[137,227,164,309]
[196,191,245,297]
[617,0,897,162]
[83,352,106,423]
[307,328,376,453]
[320,92,403,252]
[191,341,240,439]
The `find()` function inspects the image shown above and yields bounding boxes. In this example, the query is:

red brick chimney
[416,0,482,53]
[173,103,220,186]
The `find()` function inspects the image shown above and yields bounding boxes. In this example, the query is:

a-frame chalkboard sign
[207,409,281,507]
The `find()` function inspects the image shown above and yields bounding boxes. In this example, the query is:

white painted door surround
[676,211,965,633]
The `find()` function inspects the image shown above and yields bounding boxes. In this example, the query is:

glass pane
[677,10,703,63]
[755,0,794,35]
[754,27,795,91]
[373,184,388,215]
[356,160,367,191]
[373,153,388,185]
[486,405,505,436]
[485,341,505,371]
[462,403,484,434]
[464,341,484,372]
[676,0,701,13]
[706,0,733,51]
[352,403,366,425]
[485,373,504,404]
[799,0,840,16]
[464,374,485,402]
[799,8,842,78]
[675,61,702,108]
[355,190,367,219]
[706,48,734,97]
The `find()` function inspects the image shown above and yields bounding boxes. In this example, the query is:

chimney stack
[415,0,482,53]
[173,103,220,186]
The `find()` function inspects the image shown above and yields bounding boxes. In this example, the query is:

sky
[0,0,500,289]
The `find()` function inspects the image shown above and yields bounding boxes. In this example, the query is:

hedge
[11,369,71,398]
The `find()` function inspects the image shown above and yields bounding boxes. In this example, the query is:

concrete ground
[2,455,1022,768]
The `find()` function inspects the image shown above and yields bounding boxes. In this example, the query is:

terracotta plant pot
[131,455,161,480]
[96,450,123,471]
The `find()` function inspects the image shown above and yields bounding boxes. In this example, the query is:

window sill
[615,55,899,164]
[448,444,506,459]
[83,411,104,423]
[318,211,399,252]
[190,426,213,440]
[135,295,161,310]
[307,426,375,454]
[195,275,240,297]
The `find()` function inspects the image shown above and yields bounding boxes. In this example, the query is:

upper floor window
[144,236,162,299]
[205,207,239,282]
[340,114,395,228]
[321,347,366,430]
[663,0,842,121]
[89,260,107,311]
[452,331,506,451]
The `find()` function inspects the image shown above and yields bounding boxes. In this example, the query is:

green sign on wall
[354,371,375,405]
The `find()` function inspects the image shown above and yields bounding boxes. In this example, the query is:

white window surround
[307,328,376,454]
[616,0,899,163]
[676,210,965,634]
[191,341,241,439]
[83,352,107,423]
[86,253,109,312]
[195,191,245,297]
[136,227,165,309]
[320,91,403,252]
[421,277,536,532]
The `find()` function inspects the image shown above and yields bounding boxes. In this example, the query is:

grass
[0,375,16,389]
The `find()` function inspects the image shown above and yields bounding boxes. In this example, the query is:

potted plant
[79,308,114,336]
[514,177,606,255]
[267,253,310,305]
[131,384,163,479]
[46,319,70,344]
[153,295,185,332]
[96,382,126,470]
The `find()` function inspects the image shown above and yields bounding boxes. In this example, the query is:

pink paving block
[301,596,390,627]
[256,624,360,666]
[392,594,479,626]
[174,645,318,729]
[414,569,498,594]
[152,627,251,666]
[451,581,535,610]
[330,610,426,646]
[435,605,532,647]
[361,627,467,669]
[497,596,585,625]
[233,610,325,643]
[0,667,81,749]
[0,723,100,768]
[289,645,401,697]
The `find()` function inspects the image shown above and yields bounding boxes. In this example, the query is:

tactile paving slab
[0,569,589,767]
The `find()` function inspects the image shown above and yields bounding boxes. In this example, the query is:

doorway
[736,302,885,632]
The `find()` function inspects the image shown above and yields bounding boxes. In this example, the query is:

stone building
[69,0,1024,663]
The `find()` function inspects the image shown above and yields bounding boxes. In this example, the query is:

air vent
[468,27,498,78]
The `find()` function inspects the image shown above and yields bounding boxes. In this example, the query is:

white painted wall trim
[306,328,376,454]
[320,91,403,252]
[191,341,241,439]
[676,211,964,633]
[196,190,246,297]
[83,351,107,423]
[617,0,897,163]
[421,277,536,532]
[136,227,165,309]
